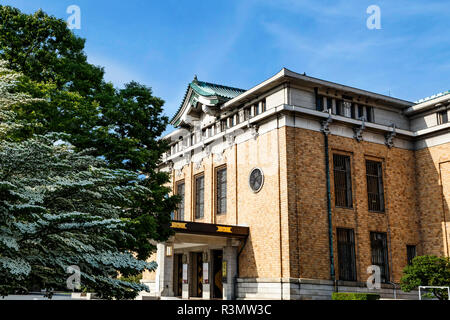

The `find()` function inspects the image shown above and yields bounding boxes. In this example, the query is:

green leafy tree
[0,62,155,299]
[400,255,450,300]
[0,5,178,260]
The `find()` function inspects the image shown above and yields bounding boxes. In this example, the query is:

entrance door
[191,252,203,297]
[212,250,223,299]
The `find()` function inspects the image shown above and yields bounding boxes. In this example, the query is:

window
[407,245,417,265]
[336,100,343,116]
[343,101,352,117]
[327,98,333,111]
[370,232,390,283]
[195,175,205,219]
[358,105,364,120]
[366,160,385,212]
[176,182,185,221]
[333,155,353,208]
[261,99,266,113]
[337,228,357,281]
[254,104,260,116]
[366,106,374,122]
[221,120,227,132]
[351,103,356,119]
[437,110,448,125]
[316,95,324,111]
[216,167,227,215]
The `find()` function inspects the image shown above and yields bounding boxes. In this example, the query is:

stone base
[236,278,419,300]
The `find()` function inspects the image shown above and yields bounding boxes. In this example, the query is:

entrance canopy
[169,221,249,250]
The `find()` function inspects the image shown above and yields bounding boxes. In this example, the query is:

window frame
[437,110,449,125]
[175,180,186,221]
[337,228,357,281]
[194,174,205,219]
[370,232,390,284]
[333,154,353,208]
[366,160,385,213]
[215,166,227,215]
[406,245,417,265]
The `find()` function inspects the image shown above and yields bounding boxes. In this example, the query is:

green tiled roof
[170,77,246,125]
[415,90,450,104]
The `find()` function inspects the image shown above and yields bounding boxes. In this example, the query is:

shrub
[332,292,380,300]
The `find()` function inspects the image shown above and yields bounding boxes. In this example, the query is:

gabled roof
[170,76,245,126]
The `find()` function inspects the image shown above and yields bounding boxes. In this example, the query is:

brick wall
[415,142,450,257]
[286,127,421,283]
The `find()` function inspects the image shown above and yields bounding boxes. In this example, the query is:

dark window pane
[370,232,390,283]
[195,175,204,219]
[327,98,333,111]
[438,111,448,125]
[407,245,417,265]
[337,228,357,281]
[261,99,266,113]
[358,105,364,119]
[366,106,374,122]
[177,182,185,221]
[366,160,385,212]
[333,155,353,208]
[216,168,227,215]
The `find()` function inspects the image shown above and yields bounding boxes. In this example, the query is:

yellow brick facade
[145,125,449,287]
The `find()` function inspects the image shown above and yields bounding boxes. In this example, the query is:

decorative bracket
[194,160,203,170]
[385,123,397,148]
[203,144,212,157]
[353,117,366,142]
[249,124,260,140]
[167,160,174,171]
[225,133,236,148]
[320,115,333,136]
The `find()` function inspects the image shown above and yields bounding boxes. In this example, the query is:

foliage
[331,292,380,300]
[400,255,450,300]
[0,63,156,299]
[0,5,178,261]
[118,273,143,284]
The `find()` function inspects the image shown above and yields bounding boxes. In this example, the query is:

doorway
[212,250,223,299]
[173,254,183,297]
[191,252,203,297]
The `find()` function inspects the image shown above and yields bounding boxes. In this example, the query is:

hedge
[332,292,380,300]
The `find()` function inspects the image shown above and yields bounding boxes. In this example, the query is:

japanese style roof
[170,76,246,126]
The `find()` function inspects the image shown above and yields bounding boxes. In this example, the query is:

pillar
[202,250,212,300]
[155,242,174,297]
[223,244,238,300]
[182,253,190,299]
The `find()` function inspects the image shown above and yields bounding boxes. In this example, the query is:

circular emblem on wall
[249,168,264,193]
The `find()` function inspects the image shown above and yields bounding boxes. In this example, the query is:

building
[140,68,450,300]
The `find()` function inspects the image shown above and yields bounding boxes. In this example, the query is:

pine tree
[0,62,156,299]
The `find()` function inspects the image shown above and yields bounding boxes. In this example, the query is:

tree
[400,255,450,300]
[0,62,156,299]
[0,5,178,261]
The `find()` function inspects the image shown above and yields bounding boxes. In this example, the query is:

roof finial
[193,75,198,83]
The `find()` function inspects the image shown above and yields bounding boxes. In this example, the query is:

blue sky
[3,0,450,133]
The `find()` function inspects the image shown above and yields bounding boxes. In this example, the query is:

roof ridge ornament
[193,75,198,84]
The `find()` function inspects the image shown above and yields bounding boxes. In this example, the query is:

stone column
[155,242,174,297]
[181,253,190,299]
[223,244,238,300]
[202,250,211,300]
